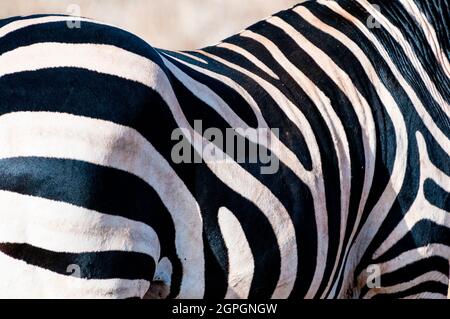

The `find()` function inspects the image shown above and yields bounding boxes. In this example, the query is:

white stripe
[218,207,254,299]
[174,51,209,64]
[160,53,258,129]
[362,271,448,299]
[398,0,450,78]
[0,190,160,260]
[358,244,450,286]
[0,251,150,299]
[151,53,299,299]
[373,132,450,259]
[240,24,358,298]
[0,41,314,183]
[356,0,450,115]
[294,6,410,298]
[193,49,321,182]
[202,150,297,299]
[402,292,447,299]
[195,49,323,298]
[319,1,450,154]
[319,0,450,297]
[160,52,315,189]
[0,16,101,39]
[0,111,204,298]
[262,16,377,298]
[0,42,154,85]
[217,42,280,79]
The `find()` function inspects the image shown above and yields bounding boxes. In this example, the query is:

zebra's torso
[0,0,448,299]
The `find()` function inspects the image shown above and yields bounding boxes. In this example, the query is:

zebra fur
[0,0,448,299]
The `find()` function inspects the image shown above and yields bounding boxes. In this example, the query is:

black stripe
[306,2,448,294]
[0,19,162,65]
[359,256,449,297]
[334,0,450,138]
[161,50,260,128]
[380,257,449,287]
[0,157,166,229]
[0,68,161,129]
[0,156,182,296]
[194,164,282,299]
[372,281,448,299]
[424,179,450,212]
[183,44,315,172]
[373,220,450,263]
[355,131,421,276]
[412,0,450,59]
[275,7,399,296]
[0,243,155,281]
[248,16,369,297]
[182,45,321,297]
[368,0,450,104]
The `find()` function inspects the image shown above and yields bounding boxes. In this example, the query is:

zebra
[0,0,448,299]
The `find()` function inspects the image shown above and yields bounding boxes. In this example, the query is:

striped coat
[0,0,449,299]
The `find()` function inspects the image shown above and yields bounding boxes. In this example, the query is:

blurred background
[0,0,301,50]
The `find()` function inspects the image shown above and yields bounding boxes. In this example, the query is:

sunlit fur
[0,0,448,299]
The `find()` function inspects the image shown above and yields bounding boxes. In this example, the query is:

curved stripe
[0,190,160,260]
[373,132,450,258]
[0,15,101,39]
[362,271,448,299]
[160,52,314,185]
[195,49,322,298]
[0,111,204,298]
[0,251,150,298]
[261,16,373,298]
[398,0,450,78]
[358,244,450,286]
[193,49,319,181]
[218,207,255,299]
[176,51,209,64]
[240,24,358,298]
[320,1,450,149]
[217,42,280,80]
[356,0,450,113]
[402,292,447,299]
[202,152,297,299]
[317,1,449,298]
[145,57,298,298]
[0,242,155,281]
[160,54,260,129]
[294,5,409,297]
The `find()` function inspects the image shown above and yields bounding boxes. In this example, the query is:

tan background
[0,0,301,50]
